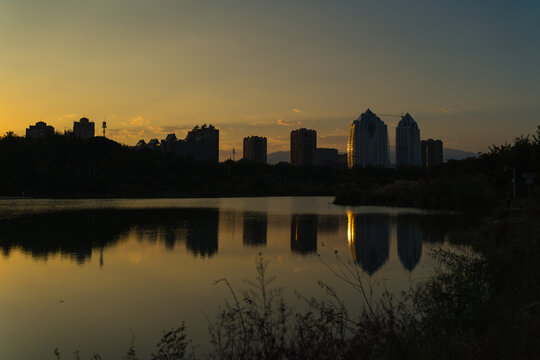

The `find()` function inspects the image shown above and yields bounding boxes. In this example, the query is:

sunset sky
[1,0,538,159]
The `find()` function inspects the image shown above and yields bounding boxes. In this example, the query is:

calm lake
[0,197,465,359]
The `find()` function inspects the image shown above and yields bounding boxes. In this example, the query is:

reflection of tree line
[0,209,453,273]
[0,208,221,264]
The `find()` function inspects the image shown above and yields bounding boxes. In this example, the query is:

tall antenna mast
[232,148,236,161]
[102,120,107,137]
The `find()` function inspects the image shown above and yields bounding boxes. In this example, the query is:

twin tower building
[347,108,429,168]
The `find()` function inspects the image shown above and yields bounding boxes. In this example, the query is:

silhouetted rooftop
[397,113,418,128]
[354,108,385,126]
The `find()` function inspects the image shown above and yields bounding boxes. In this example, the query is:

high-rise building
[73,117,95,139]
[185,124,219,162]
[421,139,443,167]
[147,138,160,150]
[243,136,267,163]
[138,124,219,162]
[290,128,316,166]
[160,133,178,152]
[347,109,389,168]
[26,121,54,139]
[313,148,338,166]
[396,113,421,167]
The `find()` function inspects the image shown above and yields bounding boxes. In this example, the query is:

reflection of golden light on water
[128,252,143,264]
[347,211,354,246]
[347,211,357,262]
[293,215,299,249]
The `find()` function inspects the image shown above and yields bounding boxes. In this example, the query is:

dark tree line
[1,127,539,206]
[0,132,344,197]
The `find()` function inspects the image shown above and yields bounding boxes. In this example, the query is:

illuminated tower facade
[347,109,389,168]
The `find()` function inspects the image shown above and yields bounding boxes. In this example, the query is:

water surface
[0,197,462,359]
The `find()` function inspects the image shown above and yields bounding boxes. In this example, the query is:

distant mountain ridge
[267,147,478,165]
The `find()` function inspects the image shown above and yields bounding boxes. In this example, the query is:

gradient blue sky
[1,0,539,158]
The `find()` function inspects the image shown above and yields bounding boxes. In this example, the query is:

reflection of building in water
[243,212,267,247]
[185,209,219,257]
[291,214,318,254]
[317,215,340,235]
[347,212,389,275]
[397,220,423,271]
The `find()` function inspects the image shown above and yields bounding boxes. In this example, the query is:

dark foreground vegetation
[1,126,538,212]
[53,202,539,360]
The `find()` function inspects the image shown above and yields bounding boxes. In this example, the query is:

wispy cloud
[130,116,149,126]
[108,128,146,139]
[251,118,301,127]
[317,134,347,152]
[266,135,290,151]
[57,113,80,121]
[277,119,293,126]
[435,106,456,115]
[322,128,348,136]
[292,108,302,113]
[250,119,276,126]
